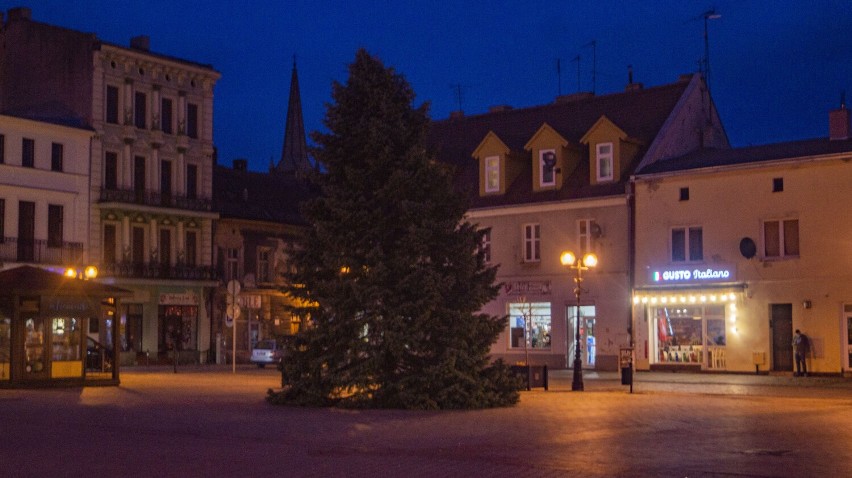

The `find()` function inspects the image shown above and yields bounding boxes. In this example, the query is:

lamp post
[560,250,598,391]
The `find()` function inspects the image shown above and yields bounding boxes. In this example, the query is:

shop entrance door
[770,304,793,372]
[568,305,596,368]
[21,316,49,380]
[845,305,852,370]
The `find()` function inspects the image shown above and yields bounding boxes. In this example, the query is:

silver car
[250,340,283,368]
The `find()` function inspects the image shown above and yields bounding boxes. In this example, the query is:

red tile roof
[428,79,692,208]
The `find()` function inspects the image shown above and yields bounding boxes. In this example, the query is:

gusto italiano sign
[652,266,734,283]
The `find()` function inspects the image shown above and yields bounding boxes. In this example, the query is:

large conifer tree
[269,50,519,409]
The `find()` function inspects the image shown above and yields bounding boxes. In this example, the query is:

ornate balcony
[99,187,212,212]
[0,237,84,265]
[99,262,218,281]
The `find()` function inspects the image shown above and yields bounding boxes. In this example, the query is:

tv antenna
[570,55,581,93]
[449,83,475,112]
[689,8,721,91]
[582,40,597,94]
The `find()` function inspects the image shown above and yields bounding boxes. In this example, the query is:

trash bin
[621,364,633,385]
[510,364,549,390]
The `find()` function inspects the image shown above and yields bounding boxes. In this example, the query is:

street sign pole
[227,280,241,374]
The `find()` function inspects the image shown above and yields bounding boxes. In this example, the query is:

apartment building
[430,74,728,370]
[0,7,220,364]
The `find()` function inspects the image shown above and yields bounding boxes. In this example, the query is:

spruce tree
[268,49,519,409]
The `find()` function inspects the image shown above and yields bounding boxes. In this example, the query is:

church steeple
[274,58,310,175]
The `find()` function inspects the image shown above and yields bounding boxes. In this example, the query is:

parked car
[250,339,283,368]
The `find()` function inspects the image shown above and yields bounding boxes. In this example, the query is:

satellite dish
[739,237,757,259]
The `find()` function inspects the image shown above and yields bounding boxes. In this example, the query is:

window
[539,149,556,187]
[131,226,145,264]
[596,142,614,181]
[186,103,199,138]
[480,228,492,263]
[773,177,784,192]
[103,224,117,264]
[48,205,63,247]
[257,248,271,283]
[134,156,146,202]
[185,231,197,266]
[0,134,5,163]
[106,85,120,124]
[104,152,118,190]
[159,229,171,267]
[508,302,552,349]
[18,201,35,261]
[225,248,239,282]
[134,91,147,129]
[679,187,689,201]
[764,219,799,258]
[578,219,595,254]
[161,98,174,134]
[523,224,540,262]
[186,164,198,199]
[0,198,5,241]
[672,226,703,262]
[22,138,34,167]
[484,156,500,193]
[161,160,172,205]
[51,143,63,172]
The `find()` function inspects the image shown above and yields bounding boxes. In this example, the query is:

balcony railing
[0,237,84,264]
[99,187,212,212]
[100,262,218,281]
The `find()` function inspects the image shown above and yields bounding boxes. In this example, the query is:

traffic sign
[227,279,241,296]
[226,304,241,321]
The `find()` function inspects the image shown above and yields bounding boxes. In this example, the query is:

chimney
[130,35,150,51]
[829,95,850,141]
[449,110,464,120]
[233,159,248,171]
[488,105,513,113]
[555,92,594,104]
[7,7,32,21]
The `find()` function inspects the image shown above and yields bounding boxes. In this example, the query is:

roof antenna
[628,64,633,85]
[571,55,581,93]
[582,40,597,94]
[841,91,846,109]
[556,58,562,96]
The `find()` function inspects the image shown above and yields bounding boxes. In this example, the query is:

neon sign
[652,266,734,283]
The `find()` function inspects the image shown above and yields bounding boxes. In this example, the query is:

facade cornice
[465,195,627,219]
[632,151,852,182]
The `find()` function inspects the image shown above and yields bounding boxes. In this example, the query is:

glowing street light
[560,250,598,391]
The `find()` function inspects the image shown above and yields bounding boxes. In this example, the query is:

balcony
[100,262,218,281]
[0,237,84,265]
[99,187,212,212]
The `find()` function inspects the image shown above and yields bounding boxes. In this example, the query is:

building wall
[470,197,632,370]
[0,114,93,266]
[634,156,852,373]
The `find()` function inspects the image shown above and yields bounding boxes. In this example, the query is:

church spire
[275,57,310,175]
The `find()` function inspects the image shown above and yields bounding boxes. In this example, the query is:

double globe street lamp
[560,250,598,391]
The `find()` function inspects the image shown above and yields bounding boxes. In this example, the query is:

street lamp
[560,250,598,391]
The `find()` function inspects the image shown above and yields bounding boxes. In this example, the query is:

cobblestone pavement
[1,366,851,477]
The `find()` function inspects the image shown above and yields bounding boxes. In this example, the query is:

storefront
[0,266,129,387]
[633,265,744,372]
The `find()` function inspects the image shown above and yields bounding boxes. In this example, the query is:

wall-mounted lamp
[803,300,812,309]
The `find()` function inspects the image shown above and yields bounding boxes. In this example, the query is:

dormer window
[484,156,500,193]
[539,149,557,187]
[596,142,613,182]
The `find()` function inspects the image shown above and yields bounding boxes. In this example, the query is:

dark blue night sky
[5,1,852,172]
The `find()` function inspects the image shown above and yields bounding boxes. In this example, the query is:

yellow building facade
[633,122,852,375]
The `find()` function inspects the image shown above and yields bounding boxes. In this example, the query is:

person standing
[792,329,810,376]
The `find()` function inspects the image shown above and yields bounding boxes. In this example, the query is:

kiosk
[0,266,129,388]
